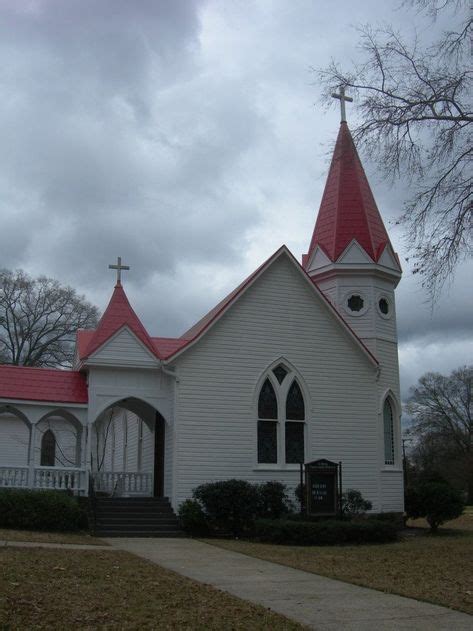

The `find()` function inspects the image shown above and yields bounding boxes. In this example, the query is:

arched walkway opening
[92,397,168,498]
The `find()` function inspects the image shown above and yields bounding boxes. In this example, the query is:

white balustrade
[0,467,29,488]
[93,471,152,496]
[33,467,84,492]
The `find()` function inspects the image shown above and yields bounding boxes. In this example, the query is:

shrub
[368,512,405,529]
[341,489,372,517]
[178,499,210,536]
[0,489,88,532]
[405,481,464,532]
[252,518,398,545]
[257,481,292,519]
[193,479,260,536]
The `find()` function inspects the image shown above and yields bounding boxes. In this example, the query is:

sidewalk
[106,537,473,631]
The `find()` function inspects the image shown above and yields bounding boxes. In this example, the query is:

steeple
[83,283,160,360]
[303,122,395,269]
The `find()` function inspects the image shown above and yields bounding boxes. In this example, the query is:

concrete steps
[93,496,182,538]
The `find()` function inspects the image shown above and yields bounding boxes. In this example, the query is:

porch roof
[0,365,88,404]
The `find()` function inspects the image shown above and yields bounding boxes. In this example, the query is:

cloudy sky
[0,0,471,400]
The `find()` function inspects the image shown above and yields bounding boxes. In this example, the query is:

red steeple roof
[83,283,160,360]
[303,122,391,266]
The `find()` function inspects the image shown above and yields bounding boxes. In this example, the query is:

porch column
[84,423,92,494]
[28,423,37,488]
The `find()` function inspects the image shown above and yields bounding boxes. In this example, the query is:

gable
[173,252,378,372]
[306,245,331,273]
[87,327,160,368]
[337,240,374,265]
[378,244,402,273]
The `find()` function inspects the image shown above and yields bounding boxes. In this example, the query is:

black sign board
[305,459,339,517]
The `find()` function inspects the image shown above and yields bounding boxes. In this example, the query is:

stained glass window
[258,379,277,419]
[285,422,304,463]
[272,364,288,384]
[383,399,395,465]
[40,429,56,467]
[258,421,278,463]
[286,381,305,420]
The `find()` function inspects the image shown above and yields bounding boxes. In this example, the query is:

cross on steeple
[331,85,353,123]
[108,256,130,286]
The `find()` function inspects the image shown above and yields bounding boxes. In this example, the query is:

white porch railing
[0,466,85,493]
[34,467,85,492]
[0,467,29,488]
[93,471,152,496]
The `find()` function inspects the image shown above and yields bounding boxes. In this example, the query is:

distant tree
[0,269,99,368]
[318,0,472,296]
[405,366,472,502]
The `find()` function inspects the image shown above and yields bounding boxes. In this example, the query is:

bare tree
[318,0,472,296]
[405,365,472,501]
[0,269,99,368]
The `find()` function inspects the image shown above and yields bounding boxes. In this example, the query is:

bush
[405,480,464,532]
[0,489,88,532]
[257,481,292,519]
[252,518,398,545]
[178,499,210,536]
[368,512,405,529]
[341,489,372,517]
[193,479,260,536]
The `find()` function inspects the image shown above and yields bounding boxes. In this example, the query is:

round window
[347,294,364,312]
[379,298,389,315]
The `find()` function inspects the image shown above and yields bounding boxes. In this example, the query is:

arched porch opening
[91,397,168,498]
[0,405,31,488]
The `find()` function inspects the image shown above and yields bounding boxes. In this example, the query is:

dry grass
[204,510,473,615]
[0,528,106,546]
[0,548,303,630]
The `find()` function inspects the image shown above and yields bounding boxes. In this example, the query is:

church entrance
[92,398,168,498]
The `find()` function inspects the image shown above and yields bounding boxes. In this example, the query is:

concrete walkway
[106,537,472,631]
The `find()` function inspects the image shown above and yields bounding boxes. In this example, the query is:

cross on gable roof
[303,122,393,266]
[83,283,161,361]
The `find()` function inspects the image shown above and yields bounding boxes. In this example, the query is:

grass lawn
[0,528,106,546]
[0,547,303,630]
[204,509,473,616]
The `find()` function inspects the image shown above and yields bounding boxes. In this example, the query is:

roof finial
[108,256,130,286]
[331,85,353,123]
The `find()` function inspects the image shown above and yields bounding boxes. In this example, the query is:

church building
[0,113,404,522]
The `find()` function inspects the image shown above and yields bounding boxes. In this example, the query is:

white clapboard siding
[381,471,404,511]
[87,328,158,368]
[0,413,30,466]
[172,254,392,511]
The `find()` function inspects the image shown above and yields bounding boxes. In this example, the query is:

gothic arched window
[257,369,306,465]
[383,399,395,465]
[40,429,56,467]
[257,379,278,463]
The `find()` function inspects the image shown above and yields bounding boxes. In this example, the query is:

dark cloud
[0,0,470,385]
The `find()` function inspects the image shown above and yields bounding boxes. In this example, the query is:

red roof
[0,365,88,404]
[82,283,161,361]
[303,122,392,266]
[151,337,189,359]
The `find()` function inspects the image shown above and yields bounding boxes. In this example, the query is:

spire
[83,283,160,360]
[303,122,392,267]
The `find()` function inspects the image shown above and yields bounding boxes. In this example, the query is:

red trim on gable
[0,365,88,404]
[303,122,394,267]
[83,284,161,361]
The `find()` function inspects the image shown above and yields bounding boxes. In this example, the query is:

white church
[0,112,404,521]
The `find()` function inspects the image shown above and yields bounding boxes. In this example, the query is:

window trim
[255,362,308,469]
[380,391,399,468]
